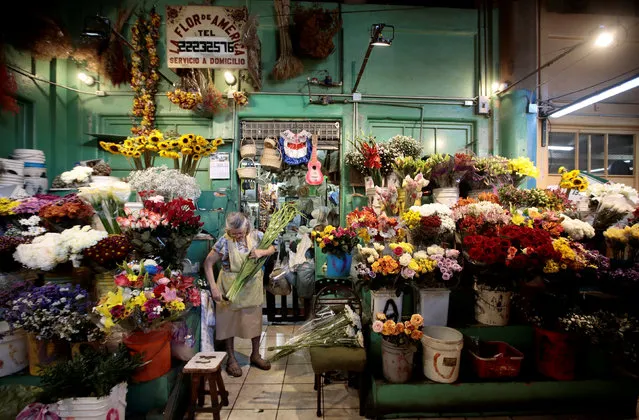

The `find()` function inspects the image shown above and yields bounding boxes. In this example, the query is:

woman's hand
[210,287,223,302]
[249,248,267,259]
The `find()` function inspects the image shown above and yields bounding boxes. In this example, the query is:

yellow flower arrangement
[0,198,20,215]
[400,210,421,229]
[100,132,224,174]
[508,156,539,185]
[558,167,589,192]
[389,242,414,255]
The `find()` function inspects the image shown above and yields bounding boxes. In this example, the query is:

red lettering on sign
[169,39,180,54]
[179,23,189,33]
[211,15,219,26]
[218,18,230,31]
[225,24,235,36]
[193,14,201,26]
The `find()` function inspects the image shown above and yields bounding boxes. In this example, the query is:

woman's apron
[215,233,263,340]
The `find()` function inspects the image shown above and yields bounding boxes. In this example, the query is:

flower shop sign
[166,5,248,69]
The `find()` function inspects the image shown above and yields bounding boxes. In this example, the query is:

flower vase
[0,322,28,377]
[123,327,172,383]
[474,284,512,326]
[415,288,450,326]
[26,333,70,376]
[396,189,407,215]
[326,253,352,278]
[381,339,415,383]
[94,271,116,300]
[432,187,459,207]
[370,289,403,322]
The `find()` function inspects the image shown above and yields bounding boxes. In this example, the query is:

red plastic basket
[469,341,524,379]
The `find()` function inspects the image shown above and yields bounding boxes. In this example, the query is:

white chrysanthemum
[60,166,93,184]
[427,245,445,256]
[410,203,452,218]
[588,183,639,204]
[560,215,595,240]
[413,251,429,260]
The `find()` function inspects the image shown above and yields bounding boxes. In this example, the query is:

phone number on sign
[176,40,235,53]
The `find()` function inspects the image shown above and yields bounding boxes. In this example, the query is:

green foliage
[38,344,142,403]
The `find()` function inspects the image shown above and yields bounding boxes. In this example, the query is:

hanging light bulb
[224,71,237,86]
[594,25,615,47]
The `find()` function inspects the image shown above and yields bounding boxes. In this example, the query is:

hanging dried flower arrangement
[167,70,203,110]
[195,69,228,118]
[130,8,161,136]
[233,91,249,107]
[272,0,304,80]
[292,5,341,59]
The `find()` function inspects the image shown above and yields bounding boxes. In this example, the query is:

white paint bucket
[432,187,459,207]
[474,285,512,326]
[54,383,126,420]
[415,288,450,326]
[371,289,403,322]
[381,339,415,383]
[0,321,28,377]
[421,326,463,383]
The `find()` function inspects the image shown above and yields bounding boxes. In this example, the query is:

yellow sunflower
[181,147,193,155]
[137,136,148,145]
[196,135,207,146]
[123,139,133,148]
[170,140,180,148]
[158,141,171,150]
[187,134,195,142]
[148,130,163,144]
[193,144,203,153]
[167,151,180,159]
[132,151,142,158]
[99,141,109,150]
[213,138,224,146]
[107,143,121,154]
[193,154,201,161]
[145,144,159,152]
[179,135,191,147]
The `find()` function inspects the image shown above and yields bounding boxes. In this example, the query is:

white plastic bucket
[54,383,126,420]
[0,321,28,377]
[415,288,450,326]
[370,289,403,322]
[91,176,120,185]
[421,326,463,383]
[474,285,512,326]
[381,339,415,383]
[432,187,459,207]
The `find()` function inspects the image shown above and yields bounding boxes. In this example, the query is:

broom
[272,0,303,80]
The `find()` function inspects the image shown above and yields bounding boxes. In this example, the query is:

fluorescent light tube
[590,168,605,173]
[548,146,574,151]
[549,75,639,119]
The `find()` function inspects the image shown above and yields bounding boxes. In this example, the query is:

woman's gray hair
[225,212,251,233]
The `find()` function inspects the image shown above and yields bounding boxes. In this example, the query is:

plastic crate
[469,340,524,379]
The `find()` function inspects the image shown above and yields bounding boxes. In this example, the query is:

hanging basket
[237,158,257,179]
[264,137,278,149]
[239,137,257,158]
[260,147,283,172]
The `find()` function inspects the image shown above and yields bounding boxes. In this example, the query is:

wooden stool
[184,352,230,420]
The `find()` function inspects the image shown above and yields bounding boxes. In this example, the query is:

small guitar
[306,133,323,185]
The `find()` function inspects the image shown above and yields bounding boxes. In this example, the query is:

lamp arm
[352,25,384,93]
[498,41,583,96]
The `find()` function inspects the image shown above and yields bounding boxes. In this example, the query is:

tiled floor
[191,324,621,420]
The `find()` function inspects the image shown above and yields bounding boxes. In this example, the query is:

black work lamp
[81,15,111,40]
[370,24,394,47]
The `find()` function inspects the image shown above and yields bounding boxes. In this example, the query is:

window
[547,130,636,177]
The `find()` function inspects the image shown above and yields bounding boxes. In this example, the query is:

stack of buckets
[10,149,47,194]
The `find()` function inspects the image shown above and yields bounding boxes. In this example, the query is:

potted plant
[372,312,424,383]
[93,263,201,382]
[3,283,100,376]
[32,345,142,419]
[0,274,33,377]
[411,246,462,327]
[422,153,474,207]
[116,196,203,270]
[311,225,359,278]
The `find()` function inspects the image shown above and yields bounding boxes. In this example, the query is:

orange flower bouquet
[372,312,424,347]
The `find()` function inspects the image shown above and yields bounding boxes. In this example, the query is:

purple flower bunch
[430,251,462,281]
[13,194,63,215]
[4,283,102,341]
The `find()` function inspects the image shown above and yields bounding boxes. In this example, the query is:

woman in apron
[203,212,276,377]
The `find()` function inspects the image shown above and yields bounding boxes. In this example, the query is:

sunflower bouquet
[558,167,589,193]
[100,131,224,175]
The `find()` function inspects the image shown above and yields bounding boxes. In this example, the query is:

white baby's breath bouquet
[77,181,131,234]
[127,166,201,201]
[388,135,422,159]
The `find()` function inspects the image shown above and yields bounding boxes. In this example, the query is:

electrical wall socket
[477,96,490,114]
[528,104,538,114]
[352,92,362,101]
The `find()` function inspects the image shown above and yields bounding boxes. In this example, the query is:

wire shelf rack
[240,120,341,152]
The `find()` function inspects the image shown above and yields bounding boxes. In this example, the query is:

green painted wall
[0,2,535,241]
